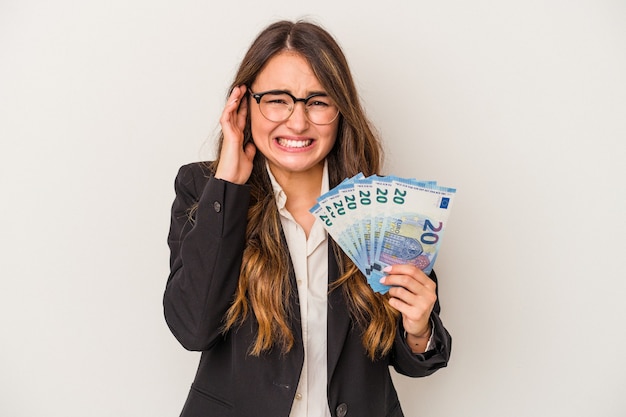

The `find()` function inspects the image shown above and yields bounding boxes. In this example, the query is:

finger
[388,282,436,307]
[220,88,247,140]
[380,273,418,294]
[236,94,248,126]
[387,285,417,306]
[387,284,435,319]
[382,264,436,291]
[381,269,437,309]
[222,85,248,122]
[387,291,431,328]
[228,84,246,103]
[223,86,246,116]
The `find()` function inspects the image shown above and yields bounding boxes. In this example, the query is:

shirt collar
[266,160,330,212]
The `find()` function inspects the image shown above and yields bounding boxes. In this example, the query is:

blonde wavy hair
[209,20,399,360]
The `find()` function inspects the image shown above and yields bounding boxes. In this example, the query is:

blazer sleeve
[390,269,452,377]
[163,163,251,351]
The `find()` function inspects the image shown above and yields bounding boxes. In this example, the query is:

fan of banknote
[310,174,456,294]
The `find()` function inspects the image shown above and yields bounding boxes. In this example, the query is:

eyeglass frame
[248,89,340,125]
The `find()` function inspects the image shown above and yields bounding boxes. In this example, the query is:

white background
[1,1,625,416]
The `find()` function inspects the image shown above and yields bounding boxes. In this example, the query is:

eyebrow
[252,88,329,97]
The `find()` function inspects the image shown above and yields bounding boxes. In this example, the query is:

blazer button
[213,201,221,212]
[336,403,348,417]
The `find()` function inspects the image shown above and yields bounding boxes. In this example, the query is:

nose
[285,101,309,131]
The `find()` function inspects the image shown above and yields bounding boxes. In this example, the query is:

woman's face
[249,51,339,182]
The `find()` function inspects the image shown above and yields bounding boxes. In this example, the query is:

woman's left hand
[380,264,436,351]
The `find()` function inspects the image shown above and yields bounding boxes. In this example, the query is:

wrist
[411,324,432,339]
[405,328,431,354]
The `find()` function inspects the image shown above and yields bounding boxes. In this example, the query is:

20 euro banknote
[311,173,456,294]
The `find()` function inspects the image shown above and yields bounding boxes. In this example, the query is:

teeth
[278,138,312,148]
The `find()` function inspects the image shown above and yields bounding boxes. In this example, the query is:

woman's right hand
[214,85,256,184]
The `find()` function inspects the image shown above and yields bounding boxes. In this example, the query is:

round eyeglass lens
[258,92,339,125]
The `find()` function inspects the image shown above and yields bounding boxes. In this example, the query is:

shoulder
[176,161,213,182]
[174,161,214,196]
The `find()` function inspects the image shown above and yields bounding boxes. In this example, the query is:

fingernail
[383,266,392,273]
[379,277,386,284]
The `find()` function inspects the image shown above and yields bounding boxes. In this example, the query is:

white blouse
[267,162,332,417]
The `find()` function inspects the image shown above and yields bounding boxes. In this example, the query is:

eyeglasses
[249,90,340,125]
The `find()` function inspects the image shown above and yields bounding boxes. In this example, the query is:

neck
[270,163,324,237]
[270,163,324,201]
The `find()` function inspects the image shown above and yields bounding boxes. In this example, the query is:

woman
[164,20,451,417]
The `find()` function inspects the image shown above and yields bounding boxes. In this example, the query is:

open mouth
[276,138,313,148]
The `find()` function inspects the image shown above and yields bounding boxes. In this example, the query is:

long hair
[210,20,399,359]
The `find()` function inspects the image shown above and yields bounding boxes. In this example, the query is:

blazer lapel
[326,242,351,382]
[281,229,304,347]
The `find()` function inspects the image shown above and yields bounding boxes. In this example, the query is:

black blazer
[163,162,452,417]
